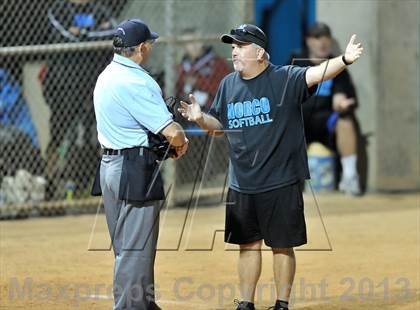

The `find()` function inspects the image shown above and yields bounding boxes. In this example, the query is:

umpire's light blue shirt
[93,54,173,149]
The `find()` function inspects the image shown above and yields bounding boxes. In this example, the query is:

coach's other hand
[178,94,203,122]
[344,34,363,64]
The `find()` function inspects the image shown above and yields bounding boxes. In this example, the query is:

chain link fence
[0,0,252,218]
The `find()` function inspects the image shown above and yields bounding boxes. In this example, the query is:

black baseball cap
[306,22,331,38]
[221,24,267,49]
[113,19,159,47]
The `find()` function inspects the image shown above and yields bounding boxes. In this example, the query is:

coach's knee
[240,240,263,252]
[272,247,294,256]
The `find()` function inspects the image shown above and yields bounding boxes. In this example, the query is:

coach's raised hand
[179,94,203,122]
[344,34,364,64]
[306,34,364,88]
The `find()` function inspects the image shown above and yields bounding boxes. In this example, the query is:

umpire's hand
[162,121,189,160]
[171,138,189,160]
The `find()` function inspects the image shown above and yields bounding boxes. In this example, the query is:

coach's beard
[232,59,244,72]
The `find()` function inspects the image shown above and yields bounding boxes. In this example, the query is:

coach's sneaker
[339,174,361,196]
[234,299,255,310]
[267,299,289,310]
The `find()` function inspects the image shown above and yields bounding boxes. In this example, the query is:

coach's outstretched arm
[178,94,224,137]
[306,34,363,88]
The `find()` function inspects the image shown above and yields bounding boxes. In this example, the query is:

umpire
[93,19,188,310]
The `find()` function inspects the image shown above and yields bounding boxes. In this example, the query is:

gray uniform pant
[100,154,161,310]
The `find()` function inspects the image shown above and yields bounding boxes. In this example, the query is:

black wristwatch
[342,55,352,66]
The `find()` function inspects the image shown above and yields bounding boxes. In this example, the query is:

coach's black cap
[306,22,331,38]
[221,24,267,49]
[113,19,158,47]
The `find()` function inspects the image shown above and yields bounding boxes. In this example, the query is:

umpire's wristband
[342,55,352,66]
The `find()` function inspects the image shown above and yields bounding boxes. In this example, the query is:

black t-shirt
[209,63,314,193]
[291,54,356,120]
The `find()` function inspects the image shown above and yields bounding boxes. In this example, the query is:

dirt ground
[1,193,419,309]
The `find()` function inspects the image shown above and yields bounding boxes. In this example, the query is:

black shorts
[225,182,307,248]
[304,110,356,150]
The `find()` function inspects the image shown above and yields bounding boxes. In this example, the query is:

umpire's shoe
[234,299,255,310]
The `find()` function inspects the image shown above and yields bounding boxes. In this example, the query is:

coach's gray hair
[251,43,270,61]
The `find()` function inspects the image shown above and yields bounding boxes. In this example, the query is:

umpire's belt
[102,146,147,156]
[91,146,165,203]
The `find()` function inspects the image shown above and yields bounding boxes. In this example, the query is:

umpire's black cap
[113,19,158,47]
[221,24,267,49]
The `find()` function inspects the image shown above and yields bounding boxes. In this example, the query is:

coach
[179,24,363,310]
[93,19,188,310]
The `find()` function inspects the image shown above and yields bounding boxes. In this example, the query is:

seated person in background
[0,69,46,203]
[290,22,361,195]
[175,29,230,181]
[176,28,230,113]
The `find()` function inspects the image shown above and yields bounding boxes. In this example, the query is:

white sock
[341,154,357,179]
